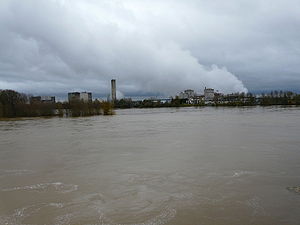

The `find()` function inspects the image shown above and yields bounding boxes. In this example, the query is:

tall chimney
[111,79,116,102]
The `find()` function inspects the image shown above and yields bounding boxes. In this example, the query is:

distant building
[192,95,204,104]
[159,98,172,104]
[41,96,55,103]
[111,79,116,102]
[30,96,55,104]
[80,92,92,102]
[68,92,79,102]
[225,93,243,103]
[204,87,214,101]
[179,89,196,99]
[68,92,92,102]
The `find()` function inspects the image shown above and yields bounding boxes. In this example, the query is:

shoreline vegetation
[0,89,300,118]
[0,90,114,118]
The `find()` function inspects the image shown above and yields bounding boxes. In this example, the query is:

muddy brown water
[0,106,300,225]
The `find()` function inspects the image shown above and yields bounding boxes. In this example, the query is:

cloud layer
[1,0,300,96]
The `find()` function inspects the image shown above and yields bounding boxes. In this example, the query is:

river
[0,106,300,225]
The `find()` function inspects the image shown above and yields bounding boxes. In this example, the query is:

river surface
[0,107,300,225]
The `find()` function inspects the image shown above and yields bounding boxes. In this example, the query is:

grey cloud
[0,0,299,97]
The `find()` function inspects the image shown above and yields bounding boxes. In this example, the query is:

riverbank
[1,104,300,119]
[1,89,300,118]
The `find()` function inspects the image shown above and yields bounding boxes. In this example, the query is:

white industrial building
[179,89,196,99]
[204,87,215,101]
[68,92,92,102]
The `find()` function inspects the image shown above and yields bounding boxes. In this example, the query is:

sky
[0,0,300,97]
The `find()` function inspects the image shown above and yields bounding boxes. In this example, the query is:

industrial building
[30,96,55,104]
[176,87,217,104]
[68,92,92,102]
[178,89,196,99]
[111,79,116,102]
[204,87,215,101]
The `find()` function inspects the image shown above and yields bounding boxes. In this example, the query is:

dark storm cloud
[0,0,299,96]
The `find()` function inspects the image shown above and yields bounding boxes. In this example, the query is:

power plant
[111,79,116,102]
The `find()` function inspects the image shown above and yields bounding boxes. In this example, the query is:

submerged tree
[0,90,27,117]
[101,101,114,115]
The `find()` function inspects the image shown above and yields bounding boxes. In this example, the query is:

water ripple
[2,182,78,193]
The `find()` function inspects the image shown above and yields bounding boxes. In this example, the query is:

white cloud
[1,0,300,96]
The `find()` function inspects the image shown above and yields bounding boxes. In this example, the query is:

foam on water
[49,203,65,208]
[287,186,300,194]
[0,169,35,178]
[95,206,176,225]
[1,203,175,225]
[2,182,78,193]
[231,171,256,178]
[0,203,65,225]
[54,213,73,225]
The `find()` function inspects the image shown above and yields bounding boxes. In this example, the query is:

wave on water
[0,203,175,225]
[287,186,300,194]
[54,213,73,225]
[96,206,176,225]
[231,170,256,178]
[0,169,35,178]
[49,203,64,208]
[245,196,266,217]
[0,202,65,225]
[2,182,78,193]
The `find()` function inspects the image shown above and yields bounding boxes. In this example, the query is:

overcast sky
[0,0,300,96]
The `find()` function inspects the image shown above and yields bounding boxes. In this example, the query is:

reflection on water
[0,107,300,225]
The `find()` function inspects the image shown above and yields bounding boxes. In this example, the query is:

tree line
[0,90,113,118]
[113,91,300,108]
[1,89,299,118]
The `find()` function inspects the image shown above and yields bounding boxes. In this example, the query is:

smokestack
[111,79,116,102]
